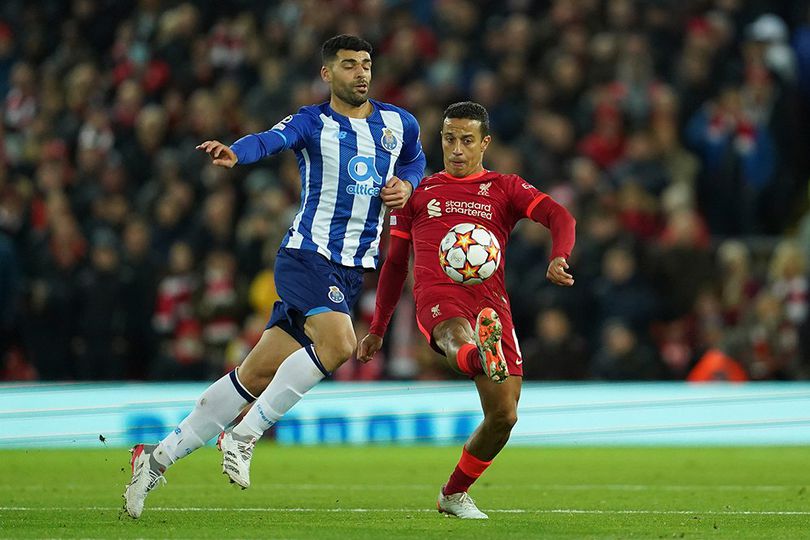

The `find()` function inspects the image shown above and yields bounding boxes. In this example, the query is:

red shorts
[414,285,524,376]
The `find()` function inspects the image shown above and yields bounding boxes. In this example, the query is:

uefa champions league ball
[438,223,501,285]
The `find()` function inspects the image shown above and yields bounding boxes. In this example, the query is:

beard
[334,82,369,107]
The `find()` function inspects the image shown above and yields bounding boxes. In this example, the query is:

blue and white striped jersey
[231,99,425,269]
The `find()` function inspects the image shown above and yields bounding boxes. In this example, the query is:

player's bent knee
[237,369,272,396]
[315,333,357,368]
[434,318,475,357]
[487,409,518,433]
[238,355,280,395]
[334,335,357,362]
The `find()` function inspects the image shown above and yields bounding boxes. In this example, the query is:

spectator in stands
[768,240,808,328]
[0,230,19,367]
[121,217,158,379]
[74,229,129,379]
[766,240,808,378]
[686,83,777,235]
[196,249,243,376]
[732,291,797,380]
[716,239,760,325]
[591,319,663,380]
[21,206,85,380]
[592,244,657,337]
[521,308,589,380]
[649,207,714,320]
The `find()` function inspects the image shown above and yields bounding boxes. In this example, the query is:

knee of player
[236,368,271,397]
[486,407,518,433]
[314,332,357,365]
[435,319,474,356]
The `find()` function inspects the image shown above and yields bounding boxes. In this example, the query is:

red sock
[443,447,492,495]
[456,344,481,376]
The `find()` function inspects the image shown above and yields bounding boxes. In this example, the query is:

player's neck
[445,166,487,181]
[329,96,373,119]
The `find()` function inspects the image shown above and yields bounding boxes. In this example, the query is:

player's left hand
[357,333,383,363]
[196,140,238,168]
[381,176,413,209]
[546,257,574,287]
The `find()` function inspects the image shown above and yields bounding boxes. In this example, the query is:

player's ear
[320,65,331,83]
[480,135,492,152]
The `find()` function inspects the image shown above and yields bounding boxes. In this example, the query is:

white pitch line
[256,483,795,492]
[1,507,808,516]
[0,483,796,492]
[0,483,802,492]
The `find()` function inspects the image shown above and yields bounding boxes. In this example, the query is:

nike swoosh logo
[423,185,441,190]
[516,358,523,365]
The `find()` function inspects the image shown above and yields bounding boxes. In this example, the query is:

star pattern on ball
[461,261,481,280]
[453,232,474,251]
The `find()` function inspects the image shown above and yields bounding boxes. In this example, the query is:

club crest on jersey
[431,304,441,318]
[328,286,345,304]
[478,181,492,196]
[380,128,398,151]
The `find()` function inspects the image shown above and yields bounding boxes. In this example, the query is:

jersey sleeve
[393,111,426,189]
[388,198,414,241]
[230,109,313,164]
[506,175,549,222]
[531,197,576,261]
[369,234,411,336]
[507,175,576,261]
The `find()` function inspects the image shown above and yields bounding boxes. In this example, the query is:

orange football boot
[474,308,508,383]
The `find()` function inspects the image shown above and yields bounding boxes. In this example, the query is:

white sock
[154,369,256,467]
[233,344,327,439]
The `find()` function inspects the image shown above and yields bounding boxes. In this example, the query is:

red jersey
[389,169,551,301]
[369,168,575,352]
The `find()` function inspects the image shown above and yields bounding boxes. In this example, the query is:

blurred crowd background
[1,0,810,383]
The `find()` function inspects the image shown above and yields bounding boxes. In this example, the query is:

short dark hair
[321,35,373,64]
[443,101,490,137]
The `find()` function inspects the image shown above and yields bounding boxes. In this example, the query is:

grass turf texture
[1,446,808,539]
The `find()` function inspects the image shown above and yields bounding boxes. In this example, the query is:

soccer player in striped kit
[358,101,576,518]
[123,35,425,518]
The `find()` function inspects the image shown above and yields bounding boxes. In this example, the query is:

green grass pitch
[1,445,808,538]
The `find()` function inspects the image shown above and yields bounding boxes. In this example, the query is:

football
[438,223,502,285]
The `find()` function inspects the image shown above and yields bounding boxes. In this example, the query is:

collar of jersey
[326,99,379,122]
[439,169,491,182]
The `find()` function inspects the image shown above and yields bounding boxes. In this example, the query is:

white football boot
[437,488,489,519]
[218,430,256,489]
[123,444,167,519]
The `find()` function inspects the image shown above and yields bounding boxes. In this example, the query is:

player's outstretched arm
[546,256,574,287]
[359,234,411,362]
[196,140,238,168]
[526,195,576,286]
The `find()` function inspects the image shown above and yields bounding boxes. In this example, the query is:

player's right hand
[357,333,383,363]
[546,256,574,287]
[196,140,238,168]
[381,176,412,209]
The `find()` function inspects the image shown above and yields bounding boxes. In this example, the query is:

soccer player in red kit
[357,101,576,519]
